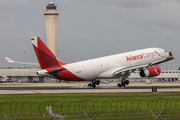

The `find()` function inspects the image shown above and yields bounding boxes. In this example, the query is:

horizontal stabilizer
[5,57,39,65]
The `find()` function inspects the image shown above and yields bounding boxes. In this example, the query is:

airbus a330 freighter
[6,36,174,88]
[30,36,174,88]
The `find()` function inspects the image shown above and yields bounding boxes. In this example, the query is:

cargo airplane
[6,36,174,88]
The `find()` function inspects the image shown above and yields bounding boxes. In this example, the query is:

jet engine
[139,66,161,77]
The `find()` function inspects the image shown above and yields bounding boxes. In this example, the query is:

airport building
[130,70,180,82]
[0,68,58,83]
[44,2,59,56]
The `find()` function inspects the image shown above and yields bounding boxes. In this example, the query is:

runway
[0,88,180,94]
[0,82,179,94]
[0,82,180,87]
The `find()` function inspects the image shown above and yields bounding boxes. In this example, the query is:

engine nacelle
[139,66,161,77]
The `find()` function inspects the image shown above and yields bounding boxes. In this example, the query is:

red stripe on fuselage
[46,67,86,81]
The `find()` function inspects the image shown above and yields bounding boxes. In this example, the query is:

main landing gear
[88,80,100,88]
[117,79,129,88]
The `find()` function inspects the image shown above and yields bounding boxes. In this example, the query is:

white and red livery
[30,36,174,88]
[5,36,174,88]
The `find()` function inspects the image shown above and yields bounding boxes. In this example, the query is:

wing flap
[151,57,174,66]
[113,64,150,76]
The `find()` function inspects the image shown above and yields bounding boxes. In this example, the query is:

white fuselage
[61,48,168,81]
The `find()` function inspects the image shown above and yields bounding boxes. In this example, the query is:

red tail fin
[31,36,66,69]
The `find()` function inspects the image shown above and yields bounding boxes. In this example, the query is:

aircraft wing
[113,55,174,77]
[113,64,150,76]
[151,56,174,66]
[5,57,39,65]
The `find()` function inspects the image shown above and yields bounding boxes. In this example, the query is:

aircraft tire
[117,83,121,87]
[96,80,100,85]
[88,83,92,87]
[125,80,129,85]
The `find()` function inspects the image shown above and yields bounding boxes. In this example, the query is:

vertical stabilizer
[31,36,66,69]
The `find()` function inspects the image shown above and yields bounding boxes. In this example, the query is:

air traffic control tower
[44,2,59,56]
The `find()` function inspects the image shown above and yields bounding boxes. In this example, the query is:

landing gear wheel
[125,80,129,85]
[95,80,100,85]
[89,80,100,88]
[88,81,97,88]
[117,83,121,87]
[121,80,125,87]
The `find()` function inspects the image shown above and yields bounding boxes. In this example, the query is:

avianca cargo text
[126,50,161,62]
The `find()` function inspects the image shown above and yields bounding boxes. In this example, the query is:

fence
[1,98,180,119]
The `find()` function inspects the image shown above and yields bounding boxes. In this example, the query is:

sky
[0,0,179,70]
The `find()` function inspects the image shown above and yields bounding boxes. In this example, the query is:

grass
[1,92,180,119]
[1,92,180,102]
[0,92,177,100]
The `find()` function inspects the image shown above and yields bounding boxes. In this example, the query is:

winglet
[5,57,14,63]
[169,52,173,57]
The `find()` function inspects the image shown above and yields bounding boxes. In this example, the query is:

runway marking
[111,90,124,92]
[31,91,41,94]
